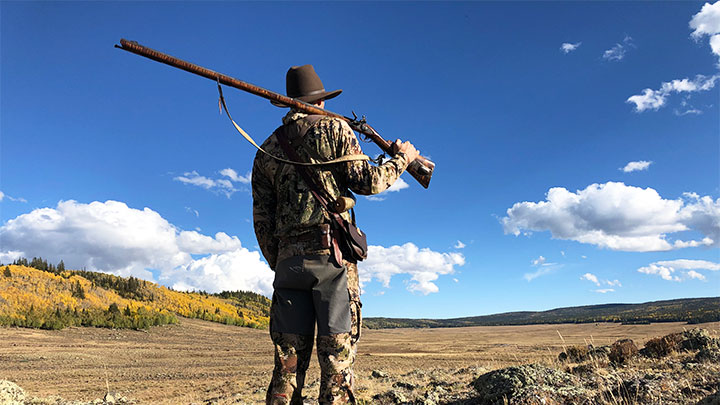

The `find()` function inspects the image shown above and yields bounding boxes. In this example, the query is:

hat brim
[271,89,342,107]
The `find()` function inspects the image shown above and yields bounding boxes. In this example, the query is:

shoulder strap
[276,127,348,263]
[217,83,369,166]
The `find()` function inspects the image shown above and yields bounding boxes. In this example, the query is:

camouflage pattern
[257,110,404,404]
[317,332,356,403]
[252,111,410,269]
[266,332,314,405]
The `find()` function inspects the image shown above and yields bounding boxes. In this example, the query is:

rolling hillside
[0,263,270,330]
[364,297,720,329]
[2,259,716,332]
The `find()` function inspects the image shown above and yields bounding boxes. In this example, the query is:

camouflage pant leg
[345,262,362,350]
[312,261,361,404]
[266,332,314,405]
[317,332,356,404]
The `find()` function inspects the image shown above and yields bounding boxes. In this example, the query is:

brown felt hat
[271,64,342,107]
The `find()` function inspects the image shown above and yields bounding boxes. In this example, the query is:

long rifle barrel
[115,39,434,188]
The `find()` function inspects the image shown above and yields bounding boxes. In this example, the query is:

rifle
[115,39,435,188]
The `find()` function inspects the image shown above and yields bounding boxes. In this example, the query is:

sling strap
[217,83,370,166]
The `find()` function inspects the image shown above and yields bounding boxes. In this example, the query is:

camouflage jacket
[252,110,411,269]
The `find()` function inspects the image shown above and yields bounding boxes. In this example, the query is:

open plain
[1,319,718,404]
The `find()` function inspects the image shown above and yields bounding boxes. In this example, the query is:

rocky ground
[365,328,720,405]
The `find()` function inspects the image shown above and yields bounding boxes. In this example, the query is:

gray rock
[371,370,389,379]
[0,380,26,405]
[472,363,588,404]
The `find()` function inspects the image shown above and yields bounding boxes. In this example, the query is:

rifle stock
[115,39,434,188]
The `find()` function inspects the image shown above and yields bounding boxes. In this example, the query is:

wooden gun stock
[115,39,435,188]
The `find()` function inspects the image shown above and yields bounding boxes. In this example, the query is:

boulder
[472,363,589,404]
[609,339,638,365]
[641,332,684,358]
[0,381,25,405]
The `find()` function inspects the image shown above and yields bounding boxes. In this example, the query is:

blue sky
[1,1,718,318]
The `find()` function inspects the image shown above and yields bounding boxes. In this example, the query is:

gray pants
[271,255,351,336]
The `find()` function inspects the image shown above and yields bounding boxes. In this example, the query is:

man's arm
[251,154,279,269]
[332,119,419,195]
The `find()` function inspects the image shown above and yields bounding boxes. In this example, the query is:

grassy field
[2,318,718,403]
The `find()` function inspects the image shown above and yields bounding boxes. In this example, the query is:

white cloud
[523,266,557,282]
[628,3,720,112]
[627,75,720,112]
[638,264,680,281]
[185,207,200,217]
[364,177,409,202]
[454,240,466,249]
[174,171,237,197]
[581,273,600,286]
[607,279,622,287]
[655,259,720,271]
[690,1,720,62]
[621,160,652,173]
[687,270,706,280]
[220,168,251,184]
[174,168,250,197]
[560,42,581,54]
[594,288,615,293]
[532,255,547,266]
[502,182,719,252]
[603,36,633,61]
[638,258,719,282]
[358,243,465,295]
[0,190,27,203]
[0,200,274,295]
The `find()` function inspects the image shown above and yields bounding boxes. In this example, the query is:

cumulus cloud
[0,200,274,295]
[638,258,719,281]
[358,243,465,295]
[621,161,652,173]
[687,270,706,280]
[581,273,622,289]
[628,3,720,112]
[501,182,719,252]
[607,279,622,287]
[581,273,600,286]
[627,75,720,112]
[595,289,615,293]
[690,1,720,62]
[603,36,633,61]
[561,42,581,54]
[365,177,410,202]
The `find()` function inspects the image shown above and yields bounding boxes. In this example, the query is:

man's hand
[391,139,420,163]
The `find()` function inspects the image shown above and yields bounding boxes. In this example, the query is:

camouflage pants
[266,260,361,405]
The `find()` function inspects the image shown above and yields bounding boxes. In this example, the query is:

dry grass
[1,318,717,403]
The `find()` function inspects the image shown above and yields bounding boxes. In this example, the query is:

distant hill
[364,297,720,329]
[0,262,270,330]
